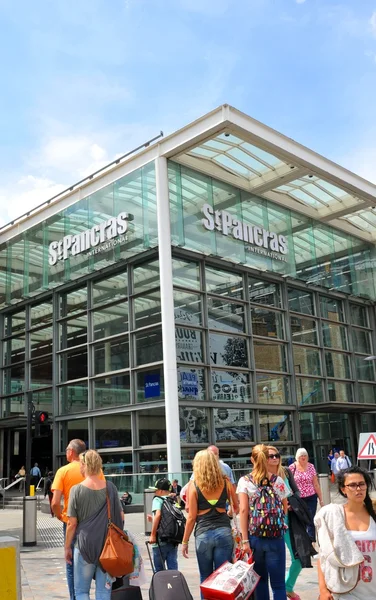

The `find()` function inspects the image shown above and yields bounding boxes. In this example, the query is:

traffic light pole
[25,391,34,496]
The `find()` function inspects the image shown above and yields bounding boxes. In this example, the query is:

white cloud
[0,176,66,227]
[370,11,376,36]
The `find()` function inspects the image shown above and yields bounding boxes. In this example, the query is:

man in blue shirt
[30,463,41,487]
[207,445,236,485]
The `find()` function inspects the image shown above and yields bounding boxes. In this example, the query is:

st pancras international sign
[201,203,289,262]
[48,212,131,266]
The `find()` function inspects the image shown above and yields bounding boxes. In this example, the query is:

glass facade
[0,153,375,479]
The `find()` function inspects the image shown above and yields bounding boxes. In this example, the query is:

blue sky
[1,0,376,226]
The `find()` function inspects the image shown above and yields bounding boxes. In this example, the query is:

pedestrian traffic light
[34,411,50,437]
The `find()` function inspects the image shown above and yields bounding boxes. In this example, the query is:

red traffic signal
[35,411,49,424]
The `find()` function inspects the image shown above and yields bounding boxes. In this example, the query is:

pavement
[0,506,325,600]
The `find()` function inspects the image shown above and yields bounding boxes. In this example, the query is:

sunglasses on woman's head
[81,452,86,464]
[268,453,280,459]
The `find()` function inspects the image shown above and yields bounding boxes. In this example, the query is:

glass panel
[205,267,244,300]
[30,327,53,358]
[95,414,131,449]
[293,346,321,376]
[59,315,88,349]
[6,394,24,416]
[254,341,287,371]
[30,302,53,328]
[248,278,281,308]
[259,411,293,441]
[33,388,52,412]
[60,348,88,381]
[207,298,245,333]
[92,272,128,306]
[288,288,314,315]
[178,366,206,402]
[256,373,291,404]
[175,327,203,363]
[356,357,375,381]
[139,407,166,445]
[172,258,200,290]
[93,303,128,340]
[3,364,25,393]
[66,419,89,447]
[359,384,376,404]
[101,453,132,474]
[94,373,130,408]
[5,311,26,336]
[59,383,89,414]
[136,368,164,403]
[174,291,202,326]
[211,370,252,402]
[350,304,368,327]
[296,378,324,406]
[139,450,167,474]
[251,307,284,339]
[322,322,348,350]
[291,316,317,345]
[3,336,25,365]
[214,408,254,442]
[179,406,209,443]
[209,333,248,368]
[30,357,53,388]
[134,291,161,329]
[352,328,372,355]
[135,328,163,365]
[133,260,159,294]
[60,287,87,318]
[325,352,351,379]
[319,296,344,322]
[328,381,353,403]
[94,337,129,375]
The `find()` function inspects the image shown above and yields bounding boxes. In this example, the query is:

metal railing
[1,477,26,509]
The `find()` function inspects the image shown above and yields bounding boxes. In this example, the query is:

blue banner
[144,374,160,399]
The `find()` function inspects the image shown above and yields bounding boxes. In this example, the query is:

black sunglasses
[268,453,280,459]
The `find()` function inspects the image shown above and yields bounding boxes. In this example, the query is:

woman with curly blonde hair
[182,449,237,593]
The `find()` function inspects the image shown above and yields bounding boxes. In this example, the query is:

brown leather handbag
[99,487,134,577]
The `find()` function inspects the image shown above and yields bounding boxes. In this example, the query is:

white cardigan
[314,504,364,595]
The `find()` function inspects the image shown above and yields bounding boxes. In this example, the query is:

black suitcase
[145,542,193,600]
[111,575,142,599]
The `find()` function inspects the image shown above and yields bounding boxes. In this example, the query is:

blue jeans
[153,542,178,572]
[195,526,233,589]
[63,522,76,600]
[74,547,112,600]
[302,494,318,541]
[250,535,286,600]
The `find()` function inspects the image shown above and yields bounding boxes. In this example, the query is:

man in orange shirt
[51,439,86,600]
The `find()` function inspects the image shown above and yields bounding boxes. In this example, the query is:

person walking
[267,445,305,600]
[30,463,41,488]
[336,450,352,473]
[149,478,179,572]
[315,466,376,600]
[289,448,323,541]
[182,449,236,596]
[238,444,290,600]
[44,471,54,517]
[207,445,236,487]
[51,439,87,600]
[331,452,340,481]
[327,450,334,475]
[64,450,123,600]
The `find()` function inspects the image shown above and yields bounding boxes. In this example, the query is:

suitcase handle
[145,541,165,574]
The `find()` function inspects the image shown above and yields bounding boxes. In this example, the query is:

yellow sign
[0,546,17,599]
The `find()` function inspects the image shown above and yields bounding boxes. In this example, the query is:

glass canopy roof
[176,117,376,244]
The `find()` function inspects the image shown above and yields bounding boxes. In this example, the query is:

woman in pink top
[289,448,323,541]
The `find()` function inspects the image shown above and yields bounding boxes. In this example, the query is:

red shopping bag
[200,560,260,600]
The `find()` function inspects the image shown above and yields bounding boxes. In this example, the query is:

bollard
[318,473,331,506]
[143,489,155,535]
[22,496,37,547]
[29,485,35,497]
[0,536,21,599]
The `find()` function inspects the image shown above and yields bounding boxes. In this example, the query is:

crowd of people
[44,437,375,600]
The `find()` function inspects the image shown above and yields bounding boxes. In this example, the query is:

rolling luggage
[145,541,193,600]
[111,575,142,599]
